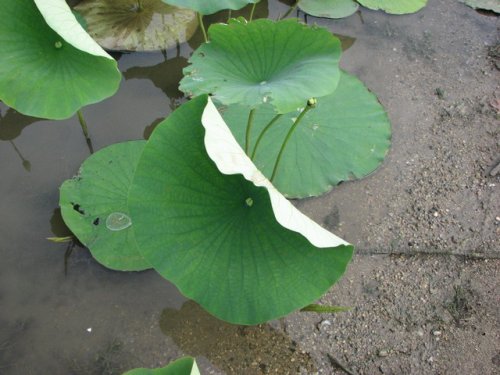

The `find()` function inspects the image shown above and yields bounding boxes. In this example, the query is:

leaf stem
[249,2,257,21]
[280,1,298,20]
[270,99,315,182]
[228,9,232,21]
[137,0,143,11]
[197,13,208,43]
[251,114,282,160]
[77,109,90,140]
[245,108,256,155]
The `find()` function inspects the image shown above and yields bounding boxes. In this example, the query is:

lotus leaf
[180,18,342,114]
[123,357,199,375]
[357,0,427,14]
[128,95,353,324]
[458,0,500,13]
[298,0,359,19]
[60,141,151,271]
[161,0,259,15]
[0,0,121,119]
[219,72,392,198]
[74,0,198,52]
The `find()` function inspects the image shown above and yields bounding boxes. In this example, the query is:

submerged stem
[251,114,282,160]
[244,108,256,155]
[197,13,208,43]
[270,100,316,182]
[137,0,143,11]
[249,2,257,21]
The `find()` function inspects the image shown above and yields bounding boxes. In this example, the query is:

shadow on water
[160,301,316,374]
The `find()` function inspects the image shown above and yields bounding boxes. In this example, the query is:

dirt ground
[1,0,498,374]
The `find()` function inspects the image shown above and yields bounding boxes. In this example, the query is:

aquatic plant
[181,18,390,197]
[58,12,391,325]
[60,96,353,324]
[123,356,199,375]
[0,0,121,120]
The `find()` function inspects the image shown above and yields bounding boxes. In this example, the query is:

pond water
[0,1,322,374]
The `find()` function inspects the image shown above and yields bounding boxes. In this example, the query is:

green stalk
[77,109,90,141]
[244,108,256,155]
[280,1,298,20]
[197,13,208,43]
[228,9,232,22]
[251,114,282,160]
[137,0,143,11]
[270,99,316,182]
[249,2,257,21]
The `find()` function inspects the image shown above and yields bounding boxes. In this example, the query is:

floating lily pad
[128,95,353,324]
[162,0,259,15]
[220,72,392,198]
[60,141,151,271]
[180,18,342,114]
[458,0,500,13]
[357,0,427,14]
[0,0,121,120]
[123,357,199,375]
[74,0,198,52]
[299,0,359,19]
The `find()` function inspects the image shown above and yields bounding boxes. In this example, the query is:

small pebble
[433,330,442,336]
[378,349,389,357]
[86,327,92,333]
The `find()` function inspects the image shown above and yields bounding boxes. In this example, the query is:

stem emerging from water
[251,114,282,160]
[245,108,256,155]
[197,13,208,43]
[249,2,257,21]
[137,0,143,11]
[280,1,298,20]
[270,99,316,182]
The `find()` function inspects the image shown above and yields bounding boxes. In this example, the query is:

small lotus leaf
[60,141,151,271]
[162,0,258,15]
[128,95,353,324]
[458,0,500,13]
[220,72,392,198]
[299,0,359,19]
[0,0,121,119]
[123,357,200,375]
[357,0,427,14]
[74,0,198,52]
[180,18,342,114]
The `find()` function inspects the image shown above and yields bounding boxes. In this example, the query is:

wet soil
[0,0,498,374]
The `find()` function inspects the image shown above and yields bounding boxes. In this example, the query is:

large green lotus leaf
[459,0,500,13]
[60,141,151,271]
[220,72,392,198]
[123,357,200,375]
[74,0,198,52]
[299,0,359,18]
[0,0,121,120]
[128,95,353,325]
[162,0,258,15]
[357,0,427,14]
[180,18,342,114]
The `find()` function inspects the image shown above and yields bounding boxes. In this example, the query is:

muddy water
[0,1,317,374]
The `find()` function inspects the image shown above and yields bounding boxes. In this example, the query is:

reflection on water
[160,301,316,374]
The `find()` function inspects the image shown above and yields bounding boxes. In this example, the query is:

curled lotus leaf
[458,0,500,13]
[74,0,198,52]
[128,95,353,325]
[356,0,427,14]
[180,18,342,114]
[161,0,259,15]
[0,0,121,119]
[60,141,151,271]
